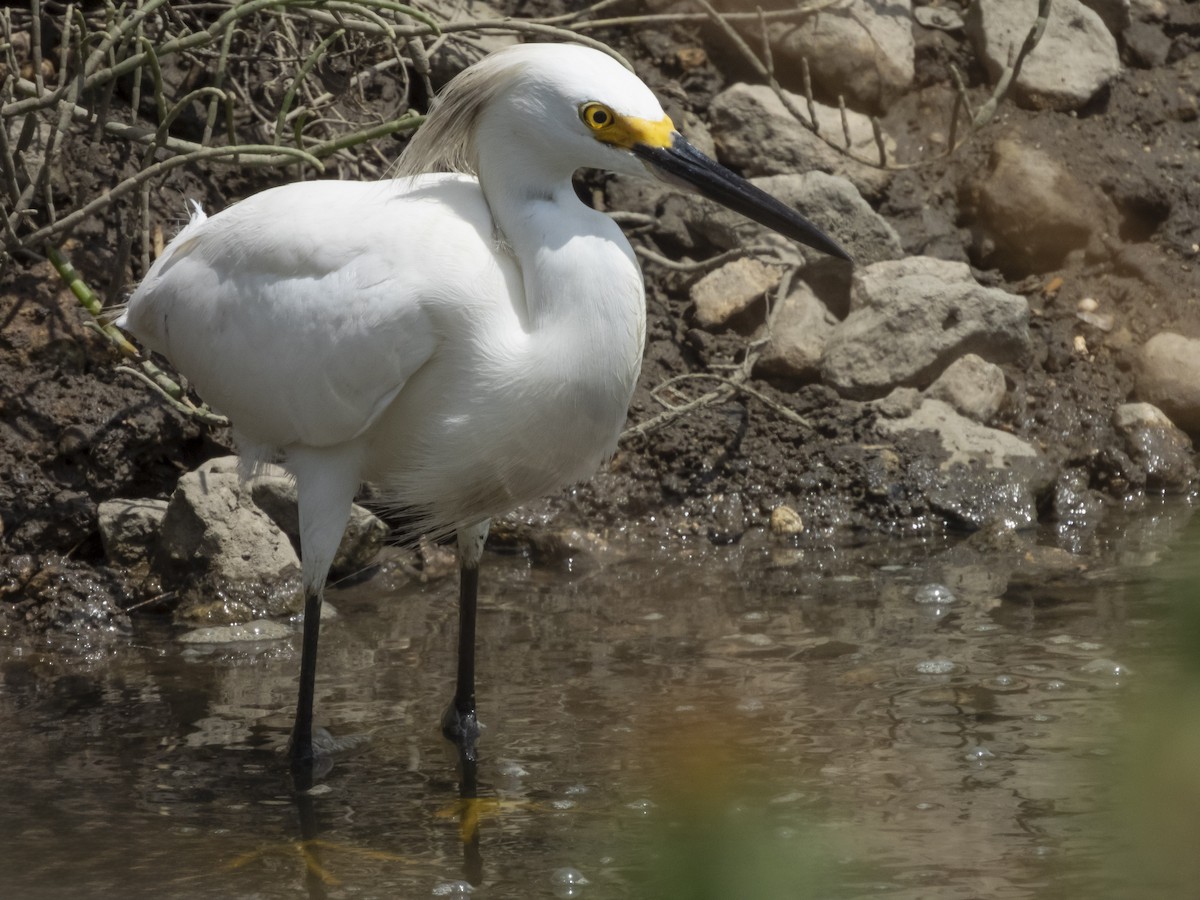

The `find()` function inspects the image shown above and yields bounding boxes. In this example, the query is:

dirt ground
[2,2,1198,627]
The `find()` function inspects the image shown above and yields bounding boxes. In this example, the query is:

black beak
[632,133,851,263]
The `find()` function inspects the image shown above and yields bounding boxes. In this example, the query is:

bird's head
[400,43,850,262]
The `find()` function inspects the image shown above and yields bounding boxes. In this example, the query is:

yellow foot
[435,796,561,844]
[225,838,415,887]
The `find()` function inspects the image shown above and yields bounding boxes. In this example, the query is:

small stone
[925,354,1007,423]
[97,498,169,566]
[690,257,780,330]
[754,281,836,381]
[1135,332,1200,436]
[960,139,1114,276]
[769,505,804,535]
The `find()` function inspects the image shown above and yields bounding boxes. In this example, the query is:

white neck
[476,134,646,355]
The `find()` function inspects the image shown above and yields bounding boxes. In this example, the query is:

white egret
[118,42,849,788]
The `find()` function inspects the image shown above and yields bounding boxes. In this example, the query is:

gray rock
[872,386,923,419]
[822,257,1031,400]
[159,465,302,592]
[960,139,1115,276]
[709,83,895,197]
[178,619,293,644]
[754,280,837,381]
[98,498,168,565]
[965,0,1121,111]
[878,398,1041,469]
[690,257,781,330]
[880,399,1051,531]
[1123,20,1171,68]
[761,0,914,114]
[1135,332,1200,436]
[925,353,1007,423]
[1112,402,1196,491]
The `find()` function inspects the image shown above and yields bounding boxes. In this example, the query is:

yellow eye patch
[579,102,675,150]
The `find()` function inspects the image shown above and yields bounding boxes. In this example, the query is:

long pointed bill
[632,133,851,262]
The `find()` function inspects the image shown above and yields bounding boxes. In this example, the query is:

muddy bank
[1,1,1198,624]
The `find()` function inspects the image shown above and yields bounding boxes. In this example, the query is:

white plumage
[119,42,847,786]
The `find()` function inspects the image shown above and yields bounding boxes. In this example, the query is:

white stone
[763,0,915,113]
[966,0,1121,111]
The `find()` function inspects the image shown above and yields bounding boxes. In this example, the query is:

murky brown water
[3,499,1199,899]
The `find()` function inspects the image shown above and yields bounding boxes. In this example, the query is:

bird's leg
[285,446,362,792]
[290,584,324,791]
[442,520,490,770]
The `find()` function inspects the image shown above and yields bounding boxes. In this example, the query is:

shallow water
[3,499,1200,899]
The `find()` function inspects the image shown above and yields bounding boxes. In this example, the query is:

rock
[1112,402,1196,491]
[690,257,782,330]
[754,280,837,381]
[914,6,964,31]
[878,398,1042,470]
[821,257,1032,400]
[769,505,804,535]
[925,354,1007,423]
[960,139,1115,276]
[1080,0,1131,34]
[1123,20,1172,68]
[527,527,610,569]
[97,498,169,566]
[965,0,1121,111]
[872,386,922,419]
[1135,332,1200,436]
[178,619,293,644]
[683,172,903,269]
[759,0,914,114]
[158,468,302,615]
[879,399,1051,531]
[709,83,895,197]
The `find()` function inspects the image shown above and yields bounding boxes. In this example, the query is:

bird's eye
[579,102,614,130]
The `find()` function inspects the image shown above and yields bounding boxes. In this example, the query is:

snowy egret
[119,42,849,788]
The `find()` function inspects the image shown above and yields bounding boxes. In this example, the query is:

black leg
[290,585,323,791]
[441,561,481,765]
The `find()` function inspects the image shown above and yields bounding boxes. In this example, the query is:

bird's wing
[124,176,514,451]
